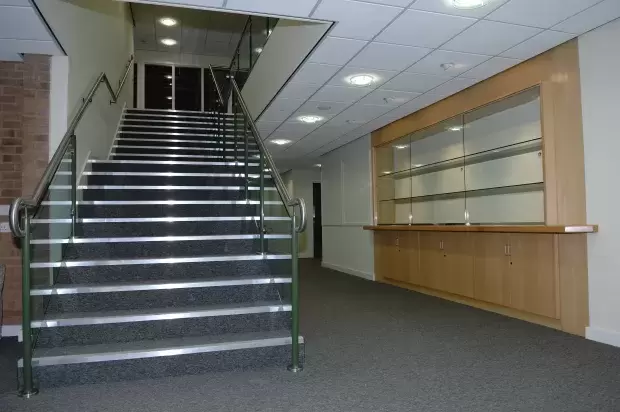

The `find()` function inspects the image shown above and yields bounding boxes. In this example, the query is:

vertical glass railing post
[249,18,253,70]
[18,212,38,397]
[233,96,238,163]
[288,211,302,373]
[70,134,77,238]
[259,152,265,254]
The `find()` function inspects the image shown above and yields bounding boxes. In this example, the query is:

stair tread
[32,300,291,327]
[28,330,302,366]
[31,275,292,295]
[31,253,292,269]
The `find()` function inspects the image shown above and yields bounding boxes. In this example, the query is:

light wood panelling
[402,231,423,286]
[373,231,398,283]
[442,233,475,298]
[419,232,444,291]
[558,234,589,336]
[507,234,558,319]
[473,233,511,306]
[381,277,563,332]
[363,225,598,234]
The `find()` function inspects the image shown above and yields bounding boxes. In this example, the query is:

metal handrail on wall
[207,65,306,373]
[9,55,134,398]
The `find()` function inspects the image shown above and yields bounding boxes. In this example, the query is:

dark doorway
[313,182,322,259]
[174,67,202,111]
[144,64,173,110]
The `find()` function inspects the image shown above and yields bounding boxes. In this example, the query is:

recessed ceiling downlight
[452,0,486,9]
[270,139,291,145]
[348,74,376,86]
[160,38,177,46]
[159,17,178,27]
[298,115,323,124]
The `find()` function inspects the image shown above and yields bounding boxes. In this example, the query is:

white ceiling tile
[363,0,415,6]
[290,62,342,85]
[428,77,478,99]
[313,0,403,40]
[0,51,22,61]
[308,36,368,65]
[277,82,322,100]
[382,72,452,93]
[487,0,601,29]
[312,84,373,103]
[460,56,522,79]
[327,66,399,88]
[337,103,394,122]
[383,92,445,118]
[324,114,369,129]
[442,20,542,55]
[357,88,421,106]
[271,121,320,140]
[226,0,319,17]
[553,0,620,34]
[406,49,491,76]
[348,42,431,71]
[410,0,510,18]
[0,1,31,5]
[260,98,305,122]
[376,9,476,48]
[293,100,350,119]
[0,6,51,40]
[501,30,574,60]
[256,120,282,137]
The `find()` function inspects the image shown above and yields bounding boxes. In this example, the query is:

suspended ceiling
[126,0,620,164]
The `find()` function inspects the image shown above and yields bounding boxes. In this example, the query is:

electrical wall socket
[0,222,10,233]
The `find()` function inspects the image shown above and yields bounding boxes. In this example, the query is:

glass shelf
[375,86,544,226]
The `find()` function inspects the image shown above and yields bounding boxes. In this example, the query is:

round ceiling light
[270,139,291,145]
[298,115,323,124]
[159,17,178,27]
[348,74,376,86]
[160,38,177,46]
[452,0,486,9]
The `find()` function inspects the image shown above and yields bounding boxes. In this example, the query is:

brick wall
[0,55,50,326]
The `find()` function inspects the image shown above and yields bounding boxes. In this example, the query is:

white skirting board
[1,324,20,338]
[321,261,374,281]
[586,326,620,348]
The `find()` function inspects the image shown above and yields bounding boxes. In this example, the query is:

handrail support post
[288,211,302,373]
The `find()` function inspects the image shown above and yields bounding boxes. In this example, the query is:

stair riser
[61,239,278,258]
[114,138,257,149]
[80,189,263,201]
[32,260,292,284]
[37,284,282,314]
[29,344,301,388]
[85,175,265,187]
[117,132,247,141]
[90,162,263,174]
[121,119,243,127]
[110,154,251,162]
[112,146,255,157]
[34,311,291,348]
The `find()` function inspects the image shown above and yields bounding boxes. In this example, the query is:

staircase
[20,107,304,388]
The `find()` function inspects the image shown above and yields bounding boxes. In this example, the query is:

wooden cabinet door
[507,234,558,319]
[442,233,475,298]
[374,231,400,282]
[401,232,422,286]
[473,233,511,305]
[419,232,444,290]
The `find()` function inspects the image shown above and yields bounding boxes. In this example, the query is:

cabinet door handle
[439,240,444,250]
[507,244,511,256]
[504,245,508,256]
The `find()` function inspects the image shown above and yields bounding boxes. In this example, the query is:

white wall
[36,0,134,172]
[579,18,620,348]
[242,19,329,120]
[320,134,374,280]
[285,168,321,258]
[135,49,232,68]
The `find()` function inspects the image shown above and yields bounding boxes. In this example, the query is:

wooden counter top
[363,225,598,234]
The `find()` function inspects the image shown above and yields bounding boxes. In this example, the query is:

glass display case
[376,87,543,225]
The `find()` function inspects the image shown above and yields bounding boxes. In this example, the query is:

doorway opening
[313,182,322,259]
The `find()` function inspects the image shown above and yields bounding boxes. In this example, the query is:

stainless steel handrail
[208,65,224,107]
[9,55,134,238]
[228,77,307,233]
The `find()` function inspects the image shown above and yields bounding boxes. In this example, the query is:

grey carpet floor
[1,259,620,411]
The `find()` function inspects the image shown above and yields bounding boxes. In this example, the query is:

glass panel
[409,115,465,225]
[174,67,201,111]
[144,64,172,109]
[204,67,228,113]
[463,87,543,224]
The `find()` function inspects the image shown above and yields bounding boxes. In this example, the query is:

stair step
[31,259,291,284]
[75,204,281,218]
[38,283,284,313]
[78,188,267,201]
[31,233,291,245]
[25,331,303,387]
[30,253,291,269]
[31,276,291,295]
[113,144,258,153]
[84,174,267,187]
[121,119,242,127]
[114,137,257,148]
[89,159,262,174]
[27,331,301,366]
[31,301,290,328]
